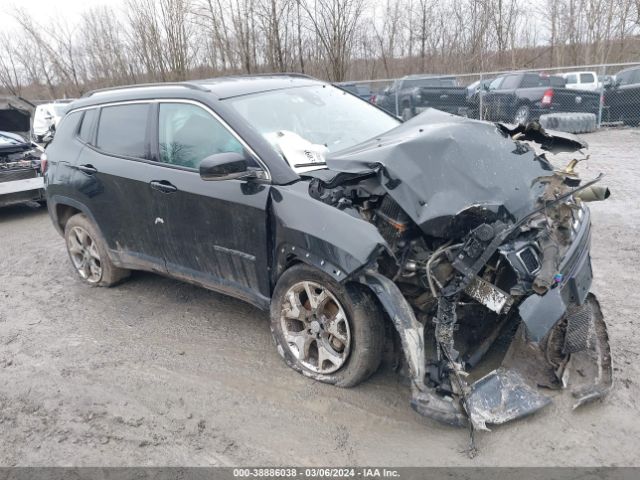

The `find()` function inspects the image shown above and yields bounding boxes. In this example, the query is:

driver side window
[158,103,244,169]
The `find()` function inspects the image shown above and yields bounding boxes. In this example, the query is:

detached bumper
[361,260,612,430]
[466,293,611,430]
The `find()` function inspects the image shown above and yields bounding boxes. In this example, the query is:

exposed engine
[306,119,612,439]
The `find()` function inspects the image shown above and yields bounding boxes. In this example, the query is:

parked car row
[338,66,640,127]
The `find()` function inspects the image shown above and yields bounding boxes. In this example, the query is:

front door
[150,101,271,306]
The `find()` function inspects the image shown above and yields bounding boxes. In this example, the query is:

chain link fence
[337,62,640,133]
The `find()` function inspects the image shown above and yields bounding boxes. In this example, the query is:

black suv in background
[603,66,640,126]
[45,75,611,430]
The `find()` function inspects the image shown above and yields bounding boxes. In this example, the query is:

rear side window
[617,70,633,85]
[96,104,149,158]
[521,75,541,88]
[550,76,566,87]
[565,74,578,84]
[501,75,521,89]
[580,73,595,83]
[78,109,97,144]
[55,111,83,140]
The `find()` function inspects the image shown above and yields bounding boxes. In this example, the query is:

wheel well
[271,254,303,292]
[56,204,81,231]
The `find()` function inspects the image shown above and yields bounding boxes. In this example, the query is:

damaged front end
[309,110,612,431]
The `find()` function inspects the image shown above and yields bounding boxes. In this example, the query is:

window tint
[56,111,83,140]
[580,73,595,83]
[550,76,566,87]
[521,75,541,88]
[489,77,503,90]
[96,104,149,158]
[500,75,521,89]
[617,70,633,85]
[158,103,244,169]
[78,109,97,143]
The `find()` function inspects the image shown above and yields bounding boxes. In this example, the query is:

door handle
[150,180,178,194]
[77,164,97,175]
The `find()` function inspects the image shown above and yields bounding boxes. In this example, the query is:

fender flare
[357,269,426,391]
[47,194,101,236]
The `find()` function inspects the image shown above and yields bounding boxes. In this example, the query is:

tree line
[0,0,639,99]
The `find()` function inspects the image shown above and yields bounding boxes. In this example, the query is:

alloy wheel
[514,106,530,125]
[67,226,102,283]
[280,281,351,374]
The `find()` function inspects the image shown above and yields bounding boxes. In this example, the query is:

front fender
[270,184,391,287]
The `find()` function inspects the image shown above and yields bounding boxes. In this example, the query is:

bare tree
[299,0,365,81]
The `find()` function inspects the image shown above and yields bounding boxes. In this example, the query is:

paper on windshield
[263,130,328,174]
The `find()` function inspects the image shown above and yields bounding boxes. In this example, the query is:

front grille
[517,246,541,274]
[0,168,37,183]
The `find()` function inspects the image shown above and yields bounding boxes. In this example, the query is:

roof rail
[197,72,317,83]
[83,82,208,98]
[248,72,315,79]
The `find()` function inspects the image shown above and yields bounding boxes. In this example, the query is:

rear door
[77,102,166,270]
[149,100,272,305]
[485,74,520,121]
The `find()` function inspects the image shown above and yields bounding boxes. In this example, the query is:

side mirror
[199,152,257,181]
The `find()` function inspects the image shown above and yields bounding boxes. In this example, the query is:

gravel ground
[0,127,639,467]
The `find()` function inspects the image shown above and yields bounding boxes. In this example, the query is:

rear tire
[513,105,530,125]
[270,264,385,387]
[64,213,130,287]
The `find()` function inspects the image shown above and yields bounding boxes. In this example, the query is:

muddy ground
[1,128,639,466]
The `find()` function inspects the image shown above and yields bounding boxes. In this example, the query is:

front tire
[270,264,384,387]
[64,213,130,287]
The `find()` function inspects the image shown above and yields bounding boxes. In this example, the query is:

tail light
[370,94,377,104]
[40,152,48,173]
[541,89,554,106]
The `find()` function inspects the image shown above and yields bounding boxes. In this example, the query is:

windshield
[225,85,400,155]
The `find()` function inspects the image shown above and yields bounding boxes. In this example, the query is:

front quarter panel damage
[270,182,391,285]
[269,113,612,437]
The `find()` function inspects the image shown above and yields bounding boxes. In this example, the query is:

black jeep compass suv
[45,75,611,430]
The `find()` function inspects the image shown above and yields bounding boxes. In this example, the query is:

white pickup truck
[0,131,45,208]
[561,71,600,91]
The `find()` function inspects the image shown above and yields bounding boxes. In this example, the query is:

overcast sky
[2,0,125,29]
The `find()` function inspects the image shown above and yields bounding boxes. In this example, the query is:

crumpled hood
[326,109,556,237]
